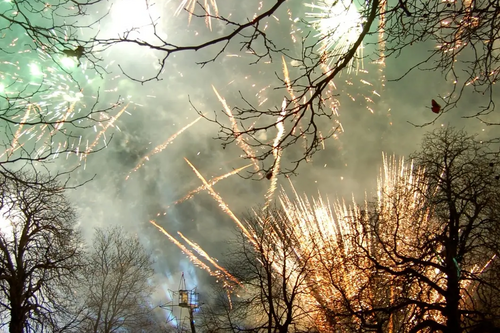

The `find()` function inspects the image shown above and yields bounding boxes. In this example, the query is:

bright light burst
[108,0,162,35]
[305,0,365,73]
[304,0,386,116]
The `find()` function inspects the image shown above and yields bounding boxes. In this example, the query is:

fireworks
[168,163,252,207]
[183,157,253,240]
[150,220,239,289]
[212,86,262,176]
[82,103,129,162]
[149,158,254,293]
[0,33,124,165]
[175,0,219,30]
[158,152,497,331]
[125,116,203,180]
[304,0,386,117]
[262,97,286,210]
[305,0,365,73]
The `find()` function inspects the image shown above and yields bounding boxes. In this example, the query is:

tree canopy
[0,172,84,333]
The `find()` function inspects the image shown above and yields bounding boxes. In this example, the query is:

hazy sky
[16,0,497,321]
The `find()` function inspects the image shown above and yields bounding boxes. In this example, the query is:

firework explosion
[0,32,124,164]
[305,0,365,74]
[154,152,497,331]
[304,0,385,116]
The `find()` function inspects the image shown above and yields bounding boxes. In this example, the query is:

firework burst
[305,0,365,73]
[159,152,497,331]
[304,0,386,117]
[0,34,123,164]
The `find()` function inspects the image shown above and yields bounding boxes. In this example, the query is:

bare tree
[329,127,500,332]
[0,0,122,183]
[0,171,85,333]
[197,283,244,333]
[193,128,500,332]
[200,207,318,333]
[98,0,500,176]
[408,127,500,332]
[78,226,158,333]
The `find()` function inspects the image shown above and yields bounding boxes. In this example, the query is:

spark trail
[175,0,219,30]
[170,163,252,206]
[183,157,254,241]
[262,98,286,211]
[150,220,237,288]
[212,86,261,176]
[126,116,203,180]
[82,103,129,161]
[177,231,241,286]
[2,104,38,159]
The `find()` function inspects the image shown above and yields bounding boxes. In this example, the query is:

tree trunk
[445,215,461,333]
[446,272,461,333]
[9,308,25,333]
[9,320,24,333]
[9,281,26,333]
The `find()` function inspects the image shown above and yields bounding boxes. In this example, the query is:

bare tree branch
[0,171,85,333]
[97,0,500,176]
[0,0,124,186]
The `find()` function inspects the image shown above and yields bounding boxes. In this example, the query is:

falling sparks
[212,86,261,176]
[177,231,242,286]
[169,163,252,207]
[82,103,129,161]
[175,0,219,30]
[303,0,384,117]
[150,220,238,289]
[126,116,203,180]
[183,157,254,241]
[162,153,497,331]
[305,0,365,73]
[0,36,124,165]
[262,98,286,211]
[1,104,37,159]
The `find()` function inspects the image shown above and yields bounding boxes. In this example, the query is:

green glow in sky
[29,63,43,76]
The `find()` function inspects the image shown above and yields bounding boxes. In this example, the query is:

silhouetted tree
[200,207,318,333]
[332,128,500,332]
[198,128,500,332]
[0,172,84,333]
[78,226,157,333]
